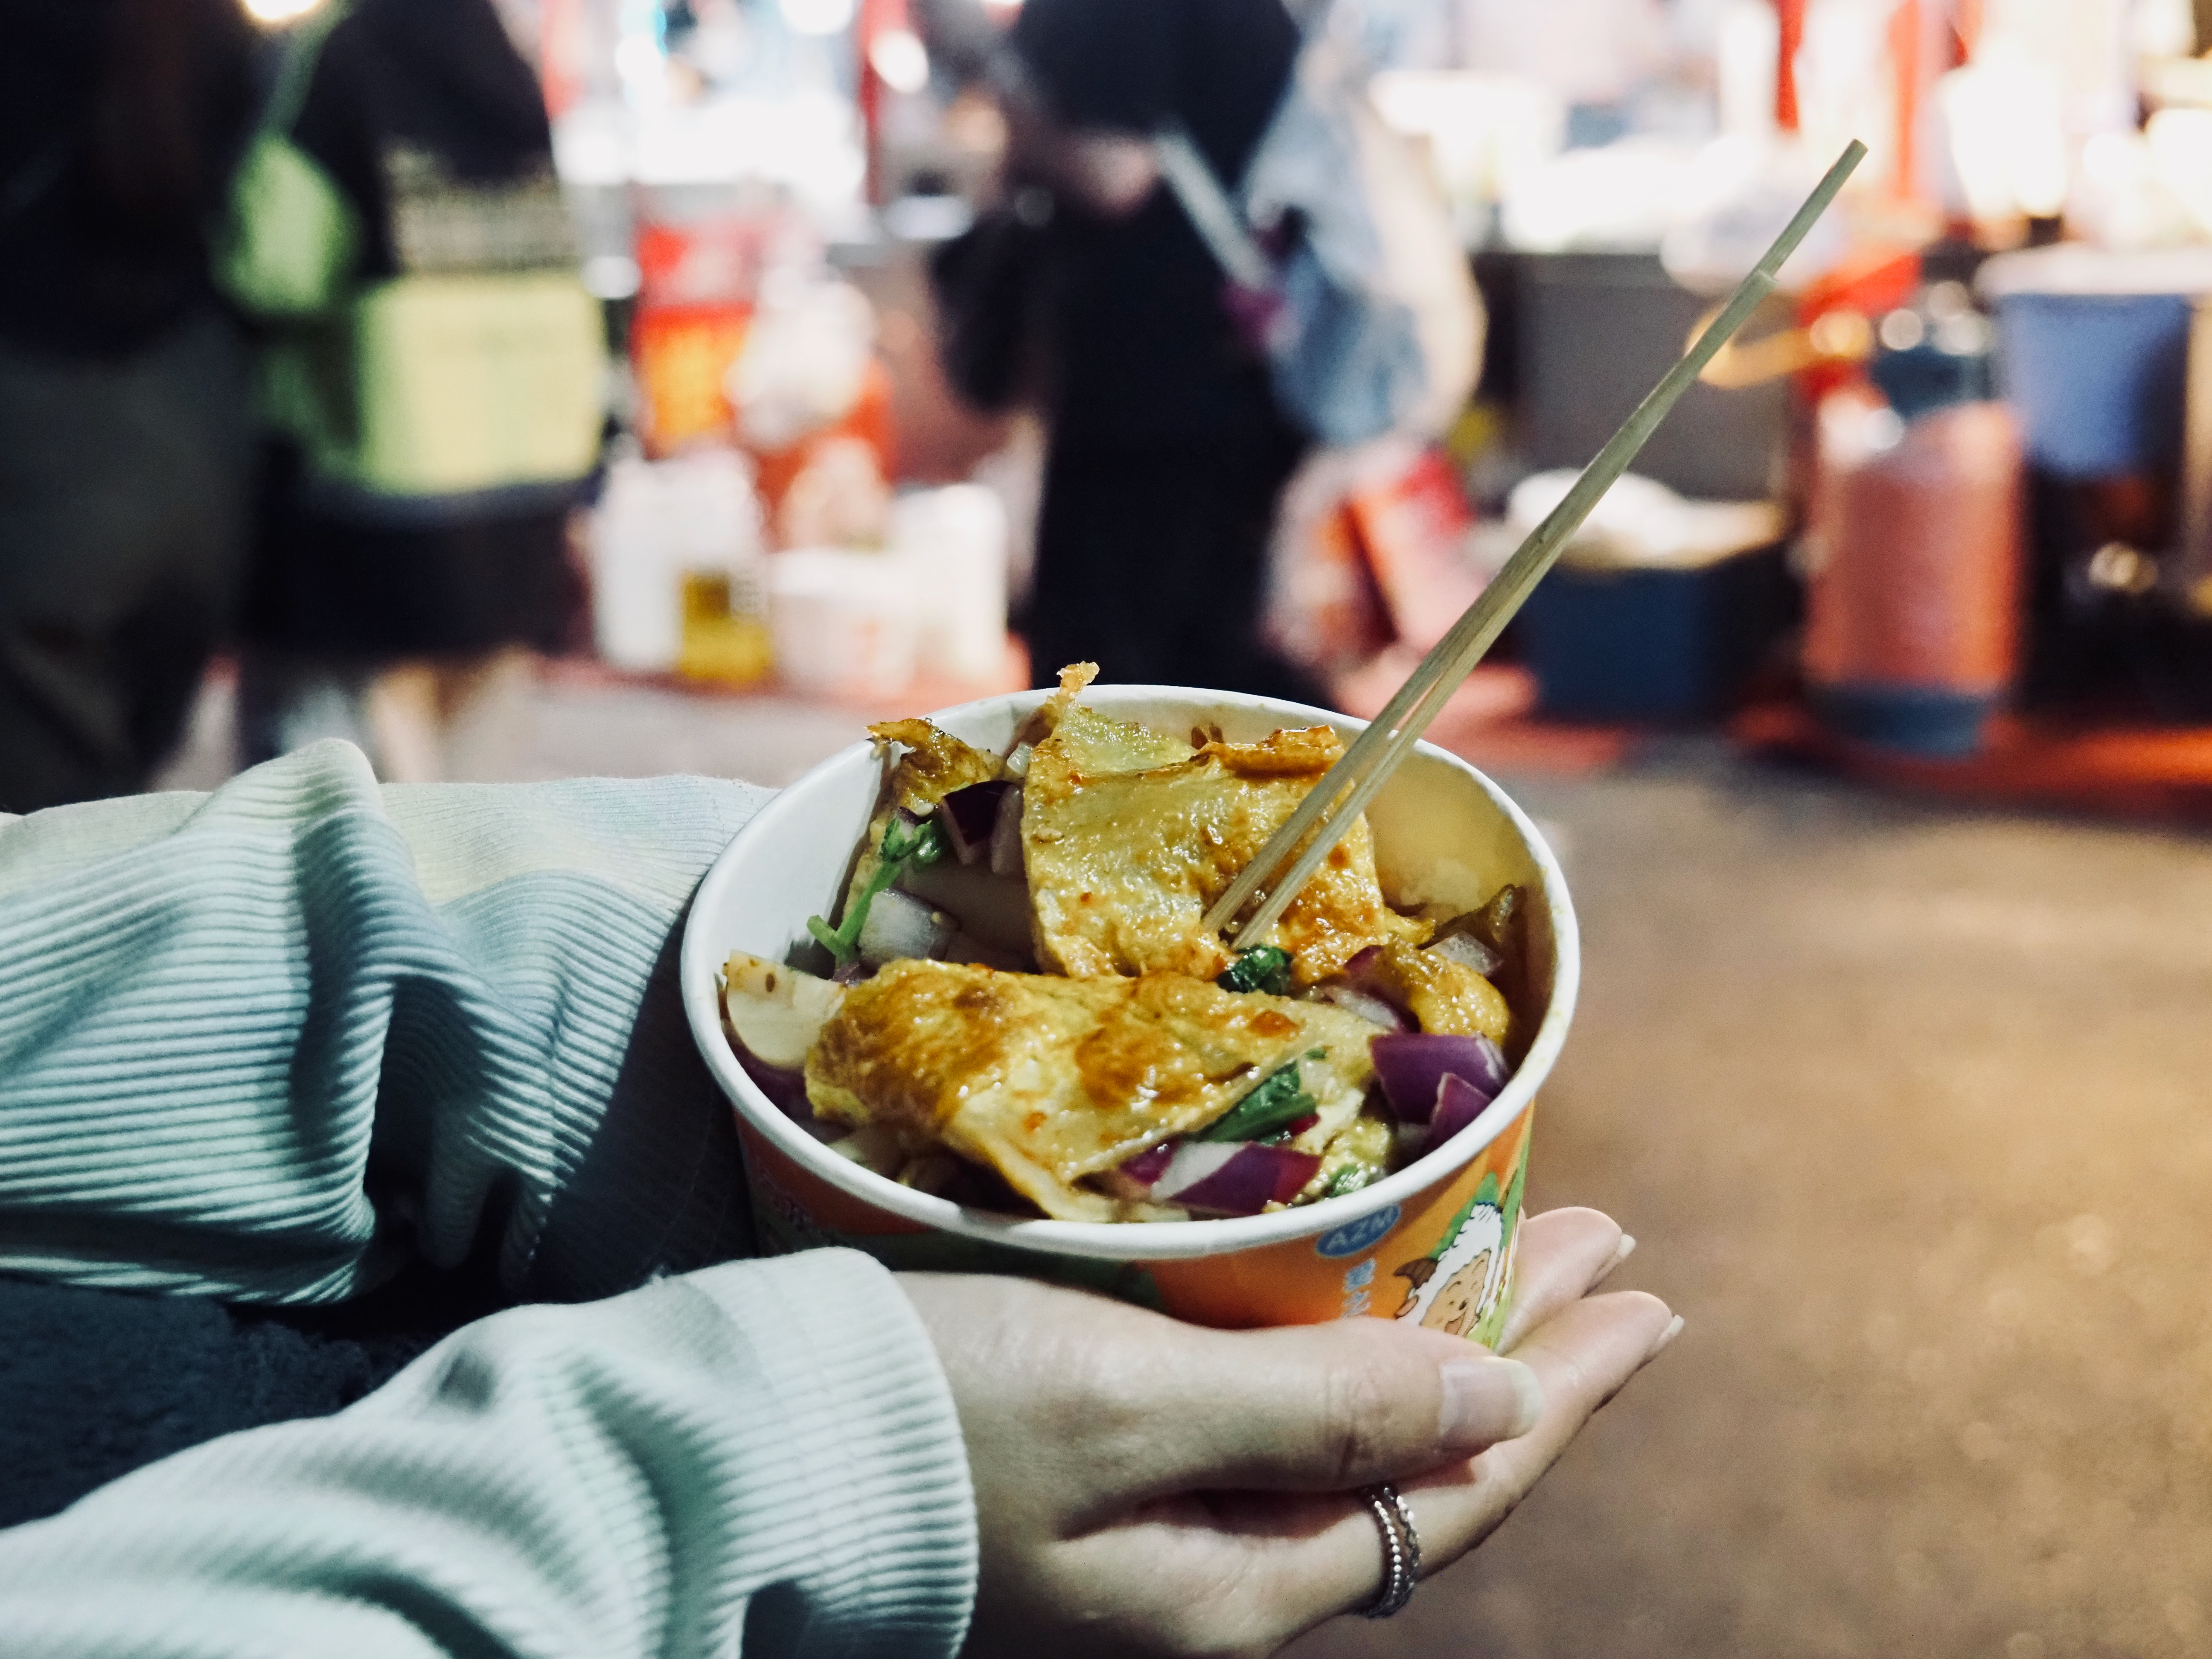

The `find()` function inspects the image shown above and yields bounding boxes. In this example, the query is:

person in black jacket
[1000,0,1330,705]
[0,0,257,812]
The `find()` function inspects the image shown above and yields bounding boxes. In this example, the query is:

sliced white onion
[856,888,952,966]
[988,784,1025,877]
[1428,931,1503,976]
[1148,1141,1240,1198]
[1318,982,1412,1031]
[722,951,844,1071]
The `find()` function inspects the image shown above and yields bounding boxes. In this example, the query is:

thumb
[1116,1318,1545,1503]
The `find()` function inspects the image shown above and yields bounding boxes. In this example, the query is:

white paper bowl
[680,685,1579,1333]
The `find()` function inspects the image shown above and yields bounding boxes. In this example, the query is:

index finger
[1080,1316,1547,1518]
[1495,1206,1636,1353]
[1112,1204,1636,1506]
[1207,1288,1678,1647]
[1397,1288,1677,1572]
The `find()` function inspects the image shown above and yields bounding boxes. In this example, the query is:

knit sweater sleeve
[0,740,774,1304]
[0,1249,979,1659]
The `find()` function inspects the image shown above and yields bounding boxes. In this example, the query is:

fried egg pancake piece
[805,959,1380,1221]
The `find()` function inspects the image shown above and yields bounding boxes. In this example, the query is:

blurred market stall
[192,0,2212,820]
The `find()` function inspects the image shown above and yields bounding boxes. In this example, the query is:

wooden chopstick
[1205,139,1868,950]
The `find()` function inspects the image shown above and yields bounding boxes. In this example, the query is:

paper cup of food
[679,669,1578,1343]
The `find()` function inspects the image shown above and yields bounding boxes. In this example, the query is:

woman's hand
[1051,131,1160,218]
[996,88,1160,220]
[898,1206,1674,1659]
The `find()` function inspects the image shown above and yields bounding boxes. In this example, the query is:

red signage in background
[1345,447,1487,655]
[1266,442,1488,689]
[631,218,770,456]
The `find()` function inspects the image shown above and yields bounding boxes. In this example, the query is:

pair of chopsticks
[1203,140,1868,950]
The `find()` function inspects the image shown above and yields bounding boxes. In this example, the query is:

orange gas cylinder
[1802,389,2024,755]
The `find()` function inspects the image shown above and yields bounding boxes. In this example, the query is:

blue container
[1869,338,1994,422]
[1811,683,1999,760]
[1994,291,2191,479]
[1518,544,1791,722]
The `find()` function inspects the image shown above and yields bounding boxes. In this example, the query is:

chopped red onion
[1428,931,1503,976]
[1142,1141,1236,1197]
[987,784,1025,877]
[1317,982,1412,1031]
[1336,945,1417,1025]
[1120,1142,1176,1186]
[938,781,1013,865]
[1151,1141,1321,1215]
[1370,1032,1508,1123]
[736,1050,810,1122]
[1426,1072,1491,1150]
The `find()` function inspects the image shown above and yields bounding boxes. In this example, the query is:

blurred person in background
[0,0,257,813]
[971,0,1331,705]
[225,0,604,781]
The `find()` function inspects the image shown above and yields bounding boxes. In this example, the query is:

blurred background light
[241,0,328,24]
[778,0,856,38]
[868,28,930,96]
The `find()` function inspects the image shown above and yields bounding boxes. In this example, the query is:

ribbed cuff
[685,1250,978,1659]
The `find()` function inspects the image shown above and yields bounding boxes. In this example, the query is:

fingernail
[1645,1314,1685,1362]
[1593,1233,1636,1286]
[1438,1356,1545,1446]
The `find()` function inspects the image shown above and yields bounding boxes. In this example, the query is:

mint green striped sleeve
[0,1249,980,1659]
[0,741,774,1305]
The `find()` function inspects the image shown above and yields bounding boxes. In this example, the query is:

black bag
[927,192,1052,413]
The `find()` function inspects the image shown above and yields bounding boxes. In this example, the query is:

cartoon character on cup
[1394,1174,1511,1338]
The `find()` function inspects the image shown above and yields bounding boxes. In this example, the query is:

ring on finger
[1356,1483,1422,1619]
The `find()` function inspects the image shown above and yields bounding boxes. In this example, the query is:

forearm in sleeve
[0,741,774,1305]
[0,1250,977,1659]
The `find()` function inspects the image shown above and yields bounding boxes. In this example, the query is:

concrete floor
[1298,748,2212,1659]
[159,672,2212,1655]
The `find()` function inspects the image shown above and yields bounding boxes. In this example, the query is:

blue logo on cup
[1316,1204,1400,1259]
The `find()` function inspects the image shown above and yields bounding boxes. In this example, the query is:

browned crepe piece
[1008,660,1100,754]
[1356,939,1511,1043]
[874,719,1003,816]
[1022,708,1425,985]
[836,720,1006,926]
[806,959,1379,1221]
[833,665,1097,928]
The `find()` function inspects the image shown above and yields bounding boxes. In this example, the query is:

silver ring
[1357,1482,1422,1618]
